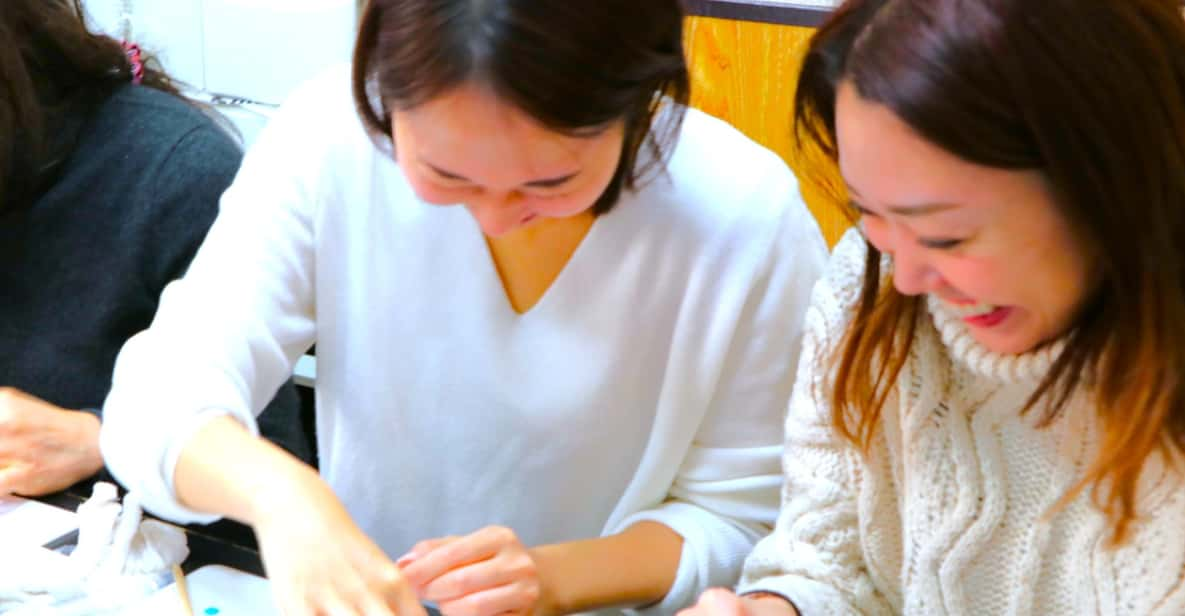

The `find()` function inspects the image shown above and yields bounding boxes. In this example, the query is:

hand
[679,589,799,616]
[400,525,548,616]
[0,387,102,496]
[251,476,427,616]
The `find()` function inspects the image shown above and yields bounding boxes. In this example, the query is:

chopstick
[172,564,194,616]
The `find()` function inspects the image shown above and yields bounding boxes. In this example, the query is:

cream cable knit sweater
[739,229,1185,615]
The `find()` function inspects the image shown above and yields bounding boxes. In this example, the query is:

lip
[964,306,1013,328]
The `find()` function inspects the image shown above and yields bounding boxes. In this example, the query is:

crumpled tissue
[0,482,189,615]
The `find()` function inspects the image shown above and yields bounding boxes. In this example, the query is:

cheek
[932,257,1009,301]
[528,191,601,217]
[403,171,467,206]
[860,217,892,253]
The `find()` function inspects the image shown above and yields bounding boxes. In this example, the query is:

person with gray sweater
[0,0,311,500]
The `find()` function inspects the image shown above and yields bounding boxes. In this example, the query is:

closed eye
[919,237,964,250]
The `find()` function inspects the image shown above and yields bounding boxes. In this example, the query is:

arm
[402,521,685,615]
[100,84,321,523]
[735,230,895,616]
[531,521,683,613]
[608,164,829,613]
[101,70,423,615]
[173,415,424,615]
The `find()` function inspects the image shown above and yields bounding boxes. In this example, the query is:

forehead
[397,83,598,163]
[835,82,1016,208]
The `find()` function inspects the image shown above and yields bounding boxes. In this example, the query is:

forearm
[531,520,683,614]
[172,415,322,525]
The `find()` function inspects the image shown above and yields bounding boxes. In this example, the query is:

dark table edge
[683,0,834,27]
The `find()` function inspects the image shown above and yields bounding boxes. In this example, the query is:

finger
[421,557,524,603]
[437,583,532,616]
[323,593,365,616]
[381,575,428,616]
[402,528,513,588]
[364,561,424,616]
[398,536,459,567]
[355,592,398,616]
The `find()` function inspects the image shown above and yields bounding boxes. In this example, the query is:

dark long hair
[352,0,690,215]
[0,0,180,212]
[797,0,1185,544]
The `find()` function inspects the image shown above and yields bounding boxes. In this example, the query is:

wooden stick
[172,564,194,616]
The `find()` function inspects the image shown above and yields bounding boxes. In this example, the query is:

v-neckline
[478,213,604,318]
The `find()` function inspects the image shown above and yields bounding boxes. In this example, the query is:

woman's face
[391,82,626,237]
[835,81,1097,355]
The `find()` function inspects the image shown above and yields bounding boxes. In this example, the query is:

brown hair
[351,0,690,215]
[796,0,1185,544]
[0,0,180,212]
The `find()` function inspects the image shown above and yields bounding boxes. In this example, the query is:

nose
[870,223,940,297]
[467,191,527,237]
[889,240,942,296]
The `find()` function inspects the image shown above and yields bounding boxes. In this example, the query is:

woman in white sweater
[682,1,1185,615]
[98,1,828,615]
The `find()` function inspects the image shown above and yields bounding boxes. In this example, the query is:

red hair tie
[121,41,144,85]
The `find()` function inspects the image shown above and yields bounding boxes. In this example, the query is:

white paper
[0,497,78,550]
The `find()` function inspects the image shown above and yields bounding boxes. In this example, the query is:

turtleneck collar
[926,295,1065,383]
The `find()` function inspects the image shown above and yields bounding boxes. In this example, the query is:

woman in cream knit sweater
[683,0,1185,614]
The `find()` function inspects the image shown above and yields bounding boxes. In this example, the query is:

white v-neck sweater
[739,230,1185,615]
[99,68,828,613]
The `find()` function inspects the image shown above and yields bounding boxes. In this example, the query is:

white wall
[81,0,359,147]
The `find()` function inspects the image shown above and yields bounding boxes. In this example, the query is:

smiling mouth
[945,300,999,319]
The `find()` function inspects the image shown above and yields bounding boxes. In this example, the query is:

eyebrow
[846,183,961,217]
[425,162,579,189]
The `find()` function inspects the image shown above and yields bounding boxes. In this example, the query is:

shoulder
[260,64,372,153]
[630,107,819,253]
[663,107,799,220]
[77,85,243,187]
[233,64,383,192]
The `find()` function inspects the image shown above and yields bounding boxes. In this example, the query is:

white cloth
[0,483,188,615]
[100,67,829,613]
[739,229,1185,615]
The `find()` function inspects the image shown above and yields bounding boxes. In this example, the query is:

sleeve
[613,162,830,614]
[141,119,314,467]
[736,230,895,616]
[99,81,333,523]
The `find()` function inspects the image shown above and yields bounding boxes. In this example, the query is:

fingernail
[396,552,418,568]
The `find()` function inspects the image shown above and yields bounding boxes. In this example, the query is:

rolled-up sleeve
[99,77,331,523]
